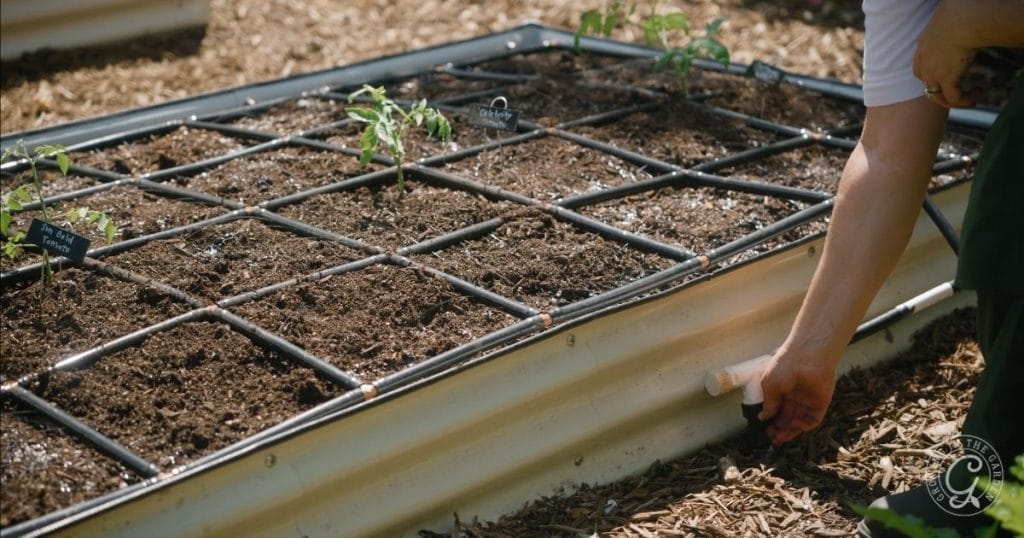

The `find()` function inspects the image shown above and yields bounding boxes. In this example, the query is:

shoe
[857,483,1005,537]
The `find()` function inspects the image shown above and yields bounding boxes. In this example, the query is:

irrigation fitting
[704,280,957,435]
[703,353,771,433]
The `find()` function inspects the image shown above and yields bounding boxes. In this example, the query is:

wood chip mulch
[426,308,981,537]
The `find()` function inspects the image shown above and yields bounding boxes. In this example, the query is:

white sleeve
[861,0,939,107]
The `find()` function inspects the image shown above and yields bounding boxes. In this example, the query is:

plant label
[467,104,521,132]
[24,218,90,262]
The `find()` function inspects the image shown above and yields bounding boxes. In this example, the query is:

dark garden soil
[0,5,999,532]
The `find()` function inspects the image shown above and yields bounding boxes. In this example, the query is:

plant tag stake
[24,218,90,262]
[467,96,520,132]
[747,60,785,86]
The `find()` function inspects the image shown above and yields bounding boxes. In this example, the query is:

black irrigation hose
[409,164,539,207]
[253,208,382,255]
[552,200,834,321]
[259,166,398,211]
[702,200,834,266]
[184,119,282,143]
[550,128,677,175]
[398,256,541,319]
[216,254,388,309]
[141,138,286,183]
[53,309,208,372]
[437,65,542,83]
[288,136,367,160]
[556,171,681,209]
[678,170,832,204]
[699,104,807,138]
[691,135,816,174]
[397,217,505,257]
[213,308,363,390]
[372,316,547,394]
[3,386,160,479]
[543,203,696,261]
[82,257,204,310]
[552,257,706,321]
[416,129,546,168]
[135,178,245,211]
[554,101,663,130]
[2,178,131,212]
[922,194,961,255]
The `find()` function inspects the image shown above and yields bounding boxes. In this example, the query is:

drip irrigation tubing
[212,308,363,390]
[397,256,540,319]
[553,199,834,321]
[542,203,696,261]
[690,135,816,174]
[216,254,388,309]
[82,257,204,310]
[2,386,160,479]
[922,194,960,255]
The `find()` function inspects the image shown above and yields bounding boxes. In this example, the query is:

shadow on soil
[1,27,206,90]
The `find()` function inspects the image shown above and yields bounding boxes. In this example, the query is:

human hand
[913,1,979,108]
[757,349,837,447]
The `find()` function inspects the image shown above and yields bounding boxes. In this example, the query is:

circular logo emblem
[926,435,1005,516]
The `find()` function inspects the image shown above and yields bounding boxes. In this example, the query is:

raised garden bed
[0,25,987,534]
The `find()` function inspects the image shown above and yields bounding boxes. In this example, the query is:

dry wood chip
[631,510,671,520]
[779,511,801,528]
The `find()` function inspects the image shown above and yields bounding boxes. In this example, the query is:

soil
[0,1,1005,534]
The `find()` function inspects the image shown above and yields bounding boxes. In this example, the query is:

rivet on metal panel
[566,334,576,347]
[265,454,276,468]
[807,245,817,258]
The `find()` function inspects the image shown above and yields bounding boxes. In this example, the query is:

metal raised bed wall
[0,24,989,537]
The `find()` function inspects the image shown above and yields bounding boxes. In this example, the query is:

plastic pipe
[704,280,957,415]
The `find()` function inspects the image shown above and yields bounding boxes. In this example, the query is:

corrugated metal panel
[1,0,209,60]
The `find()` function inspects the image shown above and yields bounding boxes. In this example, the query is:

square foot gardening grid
[0,25,987,532]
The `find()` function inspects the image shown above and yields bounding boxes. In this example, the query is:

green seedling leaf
[981,454,1024,535]
[374,121,397,152]
[348,107,379,123]
[104,221,117,245]
[706,17,726,35]
[4,240,20,259]
[574,9,604,51]
[1,210,10,236]
[850,504,960,538]
[662,12,690,33]
[56,152,70,175]
[692,36,730,67]
[358,126,378,166]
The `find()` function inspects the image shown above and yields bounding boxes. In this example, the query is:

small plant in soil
[1,141,117,282]
[346,84,452,195]
[574,1,730,94]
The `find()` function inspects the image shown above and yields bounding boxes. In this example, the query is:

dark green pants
[955,71,1024,466]
[961,291,1024,465]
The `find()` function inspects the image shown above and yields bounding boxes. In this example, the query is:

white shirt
[862,0,939,106]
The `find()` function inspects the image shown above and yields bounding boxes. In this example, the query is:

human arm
[757,97,948,447]
[915,0,1024,108]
